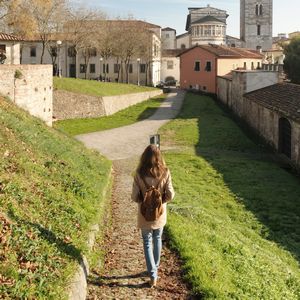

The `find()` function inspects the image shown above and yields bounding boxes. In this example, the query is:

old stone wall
[0,65,53,126]
[217,69,300,169]
[53,89,162,120]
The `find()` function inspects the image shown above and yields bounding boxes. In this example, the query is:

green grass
[159,93,300,299]
[54,95,166,136]
[0,97,111,299]
[53,77,157,97]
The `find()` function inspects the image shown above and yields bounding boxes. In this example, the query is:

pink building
[178,45,263,93]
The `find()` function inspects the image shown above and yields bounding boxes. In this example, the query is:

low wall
[0,65,53,126]
[53,89,162,120]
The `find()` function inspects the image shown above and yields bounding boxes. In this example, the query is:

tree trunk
[40,41,46,64]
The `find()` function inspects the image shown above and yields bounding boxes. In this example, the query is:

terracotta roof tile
[244,83,300,122]
[0,32,21,41]
[162,49,185,57]
[178,44,263,59]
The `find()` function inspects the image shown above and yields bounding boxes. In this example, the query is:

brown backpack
[140,176,164,222]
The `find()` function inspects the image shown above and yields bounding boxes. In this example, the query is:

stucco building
[21,20,162,86]
[0,32,21,64]
[178,44,263,93]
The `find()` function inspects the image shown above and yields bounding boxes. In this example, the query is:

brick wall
[53,89,162,120]
[0,65,53,126]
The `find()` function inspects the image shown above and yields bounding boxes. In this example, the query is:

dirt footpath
[78,91,194,299]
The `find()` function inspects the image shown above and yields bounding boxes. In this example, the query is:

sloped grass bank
[0,97,111,299]
[53,77,157,97]
[159,93,300,299]
[54,95,166,136]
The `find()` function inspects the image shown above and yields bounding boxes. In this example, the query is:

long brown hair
[137,145,168,179]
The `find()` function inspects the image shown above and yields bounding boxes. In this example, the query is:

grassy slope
[53,77,157,97]
[0,97,111,299]
[54,95,165,136]
[159,93,300,299]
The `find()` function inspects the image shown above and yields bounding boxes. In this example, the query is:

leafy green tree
[284,37,300,84]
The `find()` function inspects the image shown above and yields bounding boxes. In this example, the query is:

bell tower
[240,0,273,50]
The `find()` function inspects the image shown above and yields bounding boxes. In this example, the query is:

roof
[177,44,263,59]
[162,49,185,57]
[226,35,243,42]
[244,83,300,122]
[162,27,176,32]
[176,32,189,39]
[217,72,233,80]
[191,15,225,25]
[0,32,21,42]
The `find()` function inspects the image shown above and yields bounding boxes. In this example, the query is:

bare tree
[64,8,105,78]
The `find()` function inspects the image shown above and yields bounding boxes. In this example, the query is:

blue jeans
[141,228,163,280]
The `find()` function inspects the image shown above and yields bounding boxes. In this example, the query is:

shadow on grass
[181,93,300,261]
[8,209,83,263]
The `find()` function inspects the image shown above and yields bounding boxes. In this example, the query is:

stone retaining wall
[53,89,162,120]
[0,65,53,126]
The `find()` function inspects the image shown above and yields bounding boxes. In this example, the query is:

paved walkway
[76,90,184,160]
[77,90,193,299]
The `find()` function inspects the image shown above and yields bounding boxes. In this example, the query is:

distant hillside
[0,97,111,299]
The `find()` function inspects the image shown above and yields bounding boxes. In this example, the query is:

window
[181,44,186,49]
[0,44,6,53]
[256,45,262,51]
[257,24,261,36]
[80,64,86,73]
[255,4,259,15]
[205,61,212,72]
[90,64,95,73]
[114,63,120,73]
[140,64,146,73]
[194,61,200,71]
[251,62,254,70]
[50,46,57,57]
[68,46,76,57]
[167,60,174,69]
[30,46,36,57]
[257,62,261,69]
[259,4,263,15]
[103,63,109,73]
[129,64,133,74]
[231,43,236,47]
[166,33,170,38]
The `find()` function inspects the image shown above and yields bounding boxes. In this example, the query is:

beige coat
[131,170,175,229]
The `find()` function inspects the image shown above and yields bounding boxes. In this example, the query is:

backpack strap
[140,173,165,191]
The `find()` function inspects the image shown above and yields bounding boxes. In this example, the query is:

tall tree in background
[64,8,105,78]
[5,0,37,63]
[284,37,300,84]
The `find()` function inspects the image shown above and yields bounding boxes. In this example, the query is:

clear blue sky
[72,0,300,37]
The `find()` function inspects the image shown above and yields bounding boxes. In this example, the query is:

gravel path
[77,91,193,299]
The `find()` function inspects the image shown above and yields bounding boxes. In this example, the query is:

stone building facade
[0,65,53,126]
[240,0,273,50]
[217,71,300,169]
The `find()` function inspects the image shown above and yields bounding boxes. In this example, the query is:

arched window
[255,4,259,15]
[278,118,292,158]
[181,44,186,49]
[257,24,261,36]
[259,4,263,15]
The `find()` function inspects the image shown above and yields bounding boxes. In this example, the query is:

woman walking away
[131,144,175,288]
